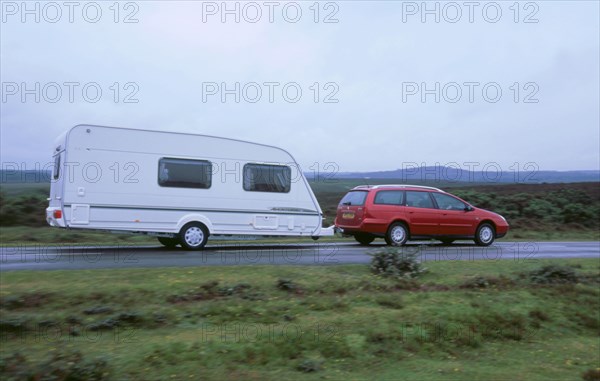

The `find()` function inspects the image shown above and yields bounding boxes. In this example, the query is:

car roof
[350,184,446,192]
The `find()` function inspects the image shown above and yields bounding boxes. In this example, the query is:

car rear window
[339,191,368,206]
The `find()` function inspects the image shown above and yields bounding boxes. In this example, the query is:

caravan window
[158,158,212,189]
[53,154,61,180]
[243,164,291,193]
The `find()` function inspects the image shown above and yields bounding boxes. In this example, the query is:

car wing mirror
[465,205,474,212]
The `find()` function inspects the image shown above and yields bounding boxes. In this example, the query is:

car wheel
[385,222,408,246]
[179,222,209,250]
[474,223,495,246]
[157,237,179,248]
[354,233,375,245]
[440,239,455,245]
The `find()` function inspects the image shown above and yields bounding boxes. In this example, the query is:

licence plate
[342,212,355,219]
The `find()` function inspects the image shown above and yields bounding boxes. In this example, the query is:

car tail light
[53,210,62,219]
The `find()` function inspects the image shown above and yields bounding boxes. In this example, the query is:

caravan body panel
[46,125,325,237]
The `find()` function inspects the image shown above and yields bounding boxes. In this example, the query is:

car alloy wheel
[385,223,408,246]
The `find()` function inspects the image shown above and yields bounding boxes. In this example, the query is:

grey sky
[1,1,599,173]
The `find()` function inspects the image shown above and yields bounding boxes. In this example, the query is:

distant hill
[1,167,599,185]
[308,166,600,184]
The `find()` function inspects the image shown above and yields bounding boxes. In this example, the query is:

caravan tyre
[179,223,209,250]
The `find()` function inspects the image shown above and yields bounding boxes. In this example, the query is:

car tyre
[474,223,495,246]
[179,222,209,250]
[385,222,408,246]
[157,237,179,248]
[354,233,375,245]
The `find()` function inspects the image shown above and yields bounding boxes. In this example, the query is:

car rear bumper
[335,218,388,236]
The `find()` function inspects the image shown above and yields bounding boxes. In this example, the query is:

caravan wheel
[179,223,209,250]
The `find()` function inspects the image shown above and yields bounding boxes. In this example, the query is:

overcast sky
[1,1,599,174]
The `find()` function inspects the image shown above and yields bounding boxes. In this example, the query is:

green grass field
[1,259,599,380]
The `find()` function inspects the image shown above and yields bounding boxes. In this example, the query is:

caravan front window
[243,164,291,193]
[158,158,212,189]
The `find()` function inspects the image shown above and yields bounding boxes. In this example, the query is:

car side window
[431,193,467,210]
[374,190,404,205]
[405,191,435,209]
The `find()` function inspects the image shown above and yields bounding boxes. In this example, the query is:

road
[0,241,598,271]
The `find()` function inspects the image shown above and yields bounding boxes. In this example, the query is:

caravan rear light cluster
[53,210,62,219]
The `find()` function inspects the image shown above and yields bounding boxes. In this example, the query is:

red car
[335,185,509,246]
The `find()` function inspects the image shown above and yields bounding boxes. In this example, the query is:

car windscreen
[339,191,368,206]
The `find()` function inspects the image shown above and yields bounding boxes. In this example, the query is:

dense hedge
[450,188,600,229]
[1,184,599,230]
[0,191,49,227]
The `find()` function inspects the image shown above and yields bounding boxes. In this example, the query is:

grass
[1,259,599,380]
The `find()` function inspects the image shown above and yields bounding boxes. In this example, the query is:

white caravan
[46,125,333,249]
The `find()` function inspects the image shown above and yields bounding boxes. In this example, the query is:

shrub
[374,294,404,309]
[0,193,48,227]
[0,296,24,309]
[0,350,111,381]
[0,292,52,309]
[523,199,561,221]
[460,276,490,289]
[460,275,516,289]
[528,265,580,284]
[369,247,427,279]
[476,311,530,341]
[89,311,145,331]
[582,368,600,381]
[276,279,302,293]
[296,358,323,373]
[167,280,254,303]
[528,309,550,322]
[0,318,28,334]
[84,306,114,315]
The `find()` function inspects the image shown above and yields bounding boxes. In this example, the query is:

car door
[404,191,439,236]
[431,192,477,236]
[368,190,405,232]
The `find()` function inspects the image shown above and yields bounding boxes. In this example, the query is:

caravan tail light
[53,210,62,219]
